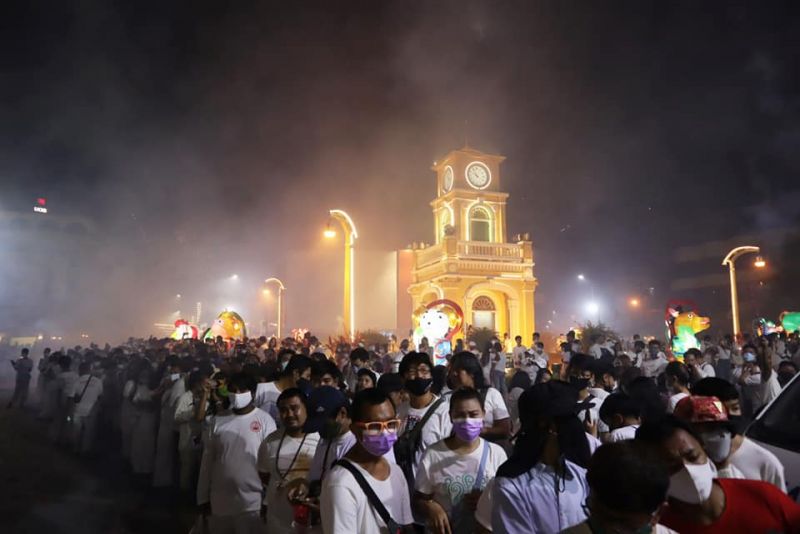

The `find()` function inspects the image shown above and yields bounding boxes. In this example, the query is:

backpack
[393,396,445,485]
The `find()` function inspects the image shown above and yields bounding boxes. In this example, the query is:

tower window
[469,206,492,242]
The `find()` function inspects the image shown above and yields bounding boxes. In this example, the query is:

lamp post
[263,277,286,338]
[325,209,358,341]
[722,245,765,338]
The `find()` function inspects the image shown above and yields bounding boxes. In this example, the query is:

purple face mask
[360,431,398,457]
[452,417,484,442]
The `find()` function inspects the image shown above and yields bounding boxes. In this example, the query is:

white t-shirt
[729,437,787,492]
[397,396,452,470]
[70,375,104,417]
[196,408,277,516]
[258,429,320,532]
[482,387,510,427]
[254,381,282,422]
[512,345,527,367]
[605,424,639,443]
[320,460,413,534]
[415,438,507,534]
[577,392,609,434]
[309,431,358,483]
[667,392,690,414]
[641,353,668,378]
[58,370,80,402]
[698,361,716,378]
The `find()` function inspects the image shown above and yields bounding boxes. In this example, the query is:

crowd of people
[5,327,800,533]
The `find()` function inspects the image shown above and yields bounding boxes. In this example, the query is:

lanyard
[275,432,308,486]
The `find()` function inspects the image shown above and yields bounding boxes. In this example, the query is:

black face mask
[405,377,433,396]
[727,414,747,434]
[569,375,591,390]
[296,378,312,396]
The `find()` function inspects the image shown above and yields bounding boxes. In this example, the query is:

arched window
[470,206,492,242]
[472,296,496,331]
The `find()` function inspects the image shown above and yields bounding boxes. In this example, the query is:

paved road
[0,387,195,534]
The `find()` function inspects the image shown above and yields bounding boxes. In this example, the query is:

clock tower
[408,147,537,343]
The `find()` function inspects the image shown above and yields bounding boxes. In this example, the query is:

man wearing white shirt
[511,336,527,369]
[70,361,104,454]
[640,340,668,378]
[665,361,691,413]
[197,372,277,534]
[258,388,320,533]
[153,357,186,487]
[321,389,413,534]
[389,339,411,374]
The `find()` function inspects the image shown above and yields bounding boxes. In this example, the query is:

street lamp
[629,297,640,308]
[722,245,765,338]
[263,277,286,338]
[325,209,358,341]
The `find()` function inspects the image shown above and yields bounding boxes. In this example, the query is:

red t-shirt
[661,478,800,533]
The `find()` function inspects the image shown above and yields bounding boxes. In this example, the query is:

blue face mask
[743,352,756,363]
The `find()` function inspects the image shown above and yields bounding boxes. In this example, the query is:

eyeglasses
[354,419,402,435]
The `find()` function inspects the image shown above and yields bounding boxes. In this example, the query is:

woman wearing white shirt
[448,352,511,443]
[414,387,507,534]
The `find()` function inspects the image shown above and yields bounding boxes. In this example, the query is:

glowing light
[33,206,48,214]
[176,294,182,299]
[577,274,585,281]
[754,256,766,268]
[324,227,336,239]
[629,298,640,308]
[262,288,270,296]
[585,301,599,315]
[230,274,239,280]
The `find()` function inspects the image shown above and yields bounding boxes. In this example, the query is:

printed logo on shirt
[250,420,262,433]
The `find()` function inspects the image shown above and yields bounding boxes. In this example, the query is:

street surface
[0,385,194,534]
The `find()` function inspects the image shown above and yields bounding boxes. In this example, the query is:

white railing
[458,241,523,260]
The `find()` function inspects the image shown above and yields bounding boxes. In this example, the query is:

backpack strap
[334,459,401,532]
[405,396,445,442]
[472,439,490,491]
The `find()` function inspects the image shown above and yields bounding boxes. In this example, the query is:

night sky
[2,1,800,338]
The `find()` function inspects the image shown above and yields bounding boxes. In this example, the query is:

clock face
[466,162,491,189]
[442,166,454,192]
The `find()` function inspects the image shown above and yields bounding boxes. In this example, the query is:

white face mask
[230,391,253,410]
[170,373,181,381]
[668,459,716,504]
[700,430,732,463]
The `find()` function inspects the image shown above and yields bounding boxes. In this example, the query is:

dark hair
[188,370,207,390]
[691,377,739,402]
[398,351,432,377]
[449,351,488,390]
[78,361,91,374]
[619,366,642,390]
[350,347,369,364]
[665,361,690,386]
[568,353,594,375]
[587,441,669,514]
[312,359,342,381]
[356,367,377,386]
[647,339,660,347]
[377,372,404,394]
[535,367,552,384]
[634,340,646,350]
[228,372,257,393]
[684,348,702,360]
[499,381,590,478]
[277,387,308,408]
[625,377,666,422]
[57,354,72,370]
[449,387,485,412]
[635,414,701,445]
[351,388,395,422]
[285,354,313,376]
[599,392,641,425]
[509,370,532,390]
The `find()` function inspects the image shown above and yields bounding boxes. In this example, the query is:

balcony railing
[458,241,523,260]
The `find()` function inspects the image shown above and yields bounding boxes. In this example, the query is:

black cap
[519,381,583,422]
[303,386,348,434]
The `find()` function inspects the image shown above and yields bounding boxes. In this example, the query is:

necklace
[275,431,308,488]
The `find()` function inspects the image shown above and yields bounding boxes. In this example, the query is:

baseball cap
[673,395,728,423]
[303,386,348,434]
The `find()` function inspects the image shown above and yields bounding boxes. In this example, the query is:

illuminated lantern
[170,319,199,340]
[665,301,710,358]
[412,299,464,366]
[203,311,247,341]
[779,311,800,334]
